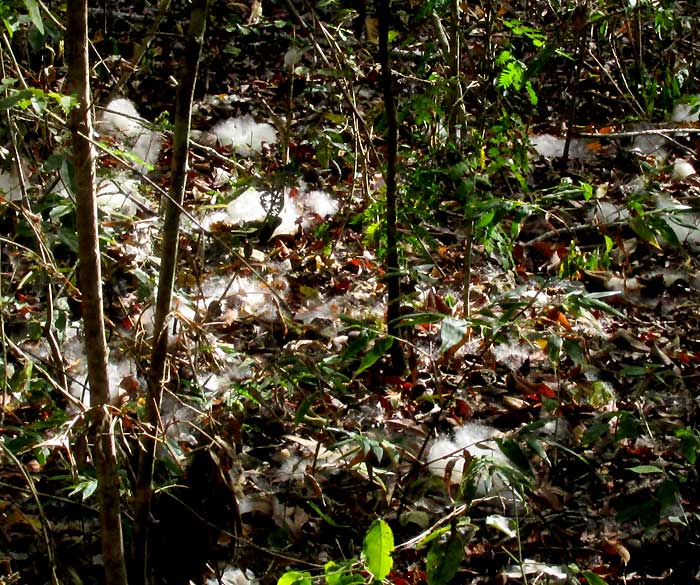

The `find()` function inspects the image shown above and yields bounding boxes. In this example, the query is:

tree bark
[132,1,209,583]
[66,1,129,584]
[376,0,405,374]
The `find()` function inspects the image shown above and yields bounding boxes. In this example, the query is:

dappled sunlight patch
[0,167,24,201]
[57,332,140,409]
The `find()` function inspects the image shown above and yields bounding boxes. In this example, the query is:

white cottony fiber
[96,173,147,216]
[529,134,592,160]
[671,102,700,123]
[205,567,258,585]
[590,201,630,225]
[132,130,163,170]
[428,422,512,498]
[212,115,277,156]
[100,98,144,138]
[99,98,164,171]
[428,422,523,508]
[631,133,668,160]
[654,194,700,251]
[303,189,340,218]
[226,188,268,224]
[672,158,696,180]
[223,185,338,237]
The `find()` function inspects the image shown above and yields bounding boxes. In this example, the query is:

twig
[576,127,700,139]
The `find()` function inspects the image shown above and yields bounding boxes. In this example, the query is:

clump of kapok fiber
[428,422,520,504]
[99,98,163,172]
[212,115,277,157]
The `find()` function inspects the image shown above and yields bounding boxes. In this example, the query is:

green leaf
[582,571,608,585]
[630,216,661,249]
[627,465,663,474]
[657,478,678,511]
[0,89,33,110]
[277,571,312,585]
[57,94,77,114]
[68,477,98,501]
[426,530,464,585]
[363,519,394,581]
[324,561,365,585]
[548,333,562,364]
[439,317,468,353]
[474,208,496,230]
[496,438,530,472]
[416,525,451,549]
[354,337,393,376]
[23,0,43,34]
[614,411,641,440]
[308,501,348,528]
[562,338,586,366]
[676,428,700,464]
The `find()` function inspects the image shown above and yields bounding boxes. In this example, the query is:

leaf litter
[2,5,700,585]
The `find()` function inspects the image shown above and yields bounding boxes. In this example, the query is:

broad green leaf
[627,465,663,474]
[23,0,43,34]
[426,530,464,585]
[614,411,641,440]
[416,525,451,549]
[57,94,77,114]
[657,478,679,510]
[439,317,468,353]
[354,337,393,376]
[548,333,562,364]
[363,519,393,581]
[582,571,608,585]
[68,477,98,501]
[562,338,586,366]
[474,208,496,230]
[277,570,312,585]
[630,216,661,249]
[496,438,530,472]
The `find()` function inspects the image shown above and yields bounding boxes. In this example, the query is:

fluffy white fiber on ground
[672,158,696,180]
[205,567,258,585]
[529,134,592,160]
[96,172,144,215]
[100,98,143,137]
[672,102,700,123]
[225,188,267,224]
[212,115,277,156]
[654,194,700,251]
[99,98,163,171]
[224,185,338,237]
[428,422,510,497]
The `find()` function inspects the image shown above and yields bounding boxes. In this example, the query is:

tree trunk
[65,1,129,584]
[132,1,209,583]
[376,0,405,374]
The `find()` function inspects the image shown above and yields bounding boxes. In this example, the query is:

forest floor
[1,1,700,584]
